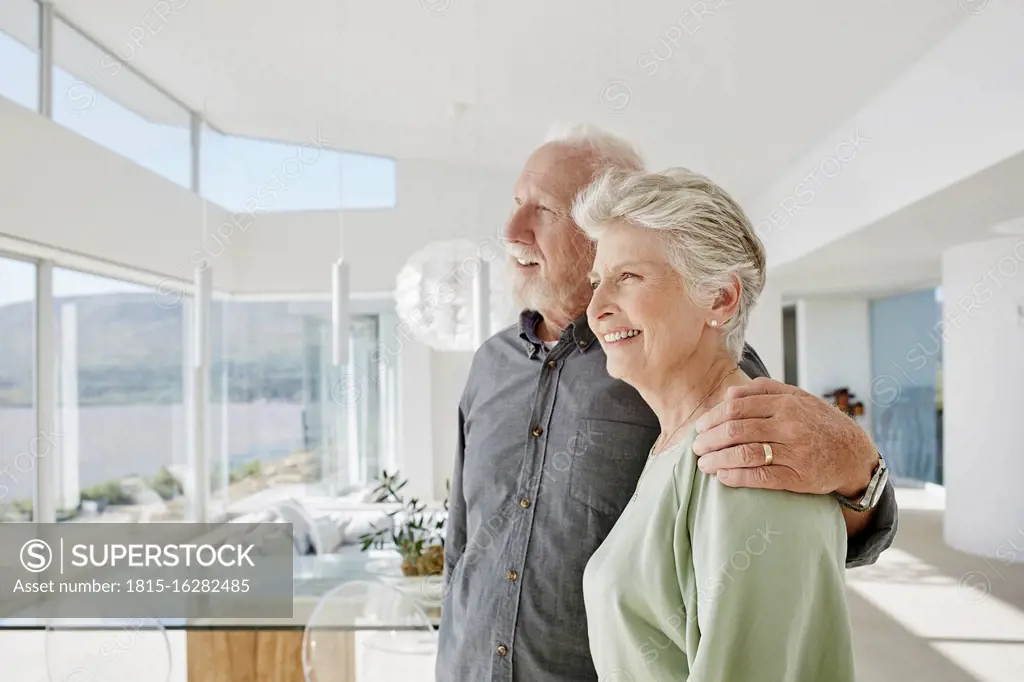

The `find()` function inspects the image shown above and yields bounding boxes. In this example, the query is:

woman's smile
[601,328,643,345]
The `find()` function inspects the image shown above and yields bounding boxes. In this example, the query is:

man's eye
[620,272,637,281]
[589,280,600,290]
[514,197,523,206]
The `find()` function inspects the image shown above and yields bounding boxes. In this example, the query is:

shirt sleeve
[679,471,857,682]
[443,405,468,580]
[846,478,898,568]
[738,343,769,379]
[437,405,468,682]
[738,343,899,569]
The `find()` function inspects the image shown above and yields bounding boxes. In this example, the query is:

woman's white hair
[544,123,645,173]
[571,167,767,360]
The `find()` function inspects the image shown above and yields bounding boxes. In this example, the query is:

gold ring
[762,443,774,466]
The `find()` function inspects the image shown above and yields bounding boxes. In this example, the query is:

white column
[472,260,491,348]
[186,112,213,519]
[38,1,53,118]
[190,112,202,195]
[56,302,80,511]
[314,319,332,492]
[180,295,195,477]
[35,260,56,523]
[795,296,873,434]
[187,265,211,521]
[378,312,401,473]
[942,237,1024,561]
[398,341,434,502]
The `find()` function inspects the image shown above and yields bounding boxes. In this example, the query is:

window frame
[2,242,400,523]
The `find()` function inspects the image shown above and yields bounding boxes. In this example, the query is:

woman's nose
[587,283,614,321]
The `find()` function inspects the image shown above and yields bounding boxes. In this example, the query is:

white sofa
[228,487,445,556]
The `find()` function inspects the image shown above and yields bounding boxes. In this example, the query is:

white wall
[942,237,1024,561]
[0,96,516,299]
[0,96,234,289]
[430,350,474,501]
[796,296,873,433]
[226,160,515,295]
[394,328,434,502]
[745,280,783,380]
[750,0,1024,269]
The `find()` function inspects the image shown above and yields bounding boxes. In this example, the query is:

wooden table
[185,553,440,682]
[186,629,311,682]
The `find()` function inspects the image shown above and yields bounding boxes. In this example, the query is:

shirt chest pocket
[568,418,659,519]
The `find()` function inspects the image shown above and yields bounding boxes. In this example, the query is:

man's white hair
[544,123,645,173]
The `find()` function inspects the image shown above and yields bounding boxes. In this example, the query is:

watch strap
[834,456,888,512]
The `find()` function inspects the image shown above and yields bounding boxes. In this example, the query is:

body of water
[0,403,314,502]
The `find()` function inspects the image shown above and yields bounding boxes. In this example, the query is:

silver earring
[709,320,719,327]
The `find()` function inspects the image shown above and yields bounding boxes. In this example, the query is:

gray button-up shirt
[437,311,897,682]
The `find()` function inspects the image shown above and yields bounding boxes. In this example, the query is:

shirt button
[578,340,587,348]
[497,644,508,657]
[546,359,556,368]
[519,498,531,509]
[531,425,544,437]
[507,570,518,581]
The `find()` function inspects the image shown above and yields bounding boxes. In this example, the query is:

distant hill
[0,293,338,406]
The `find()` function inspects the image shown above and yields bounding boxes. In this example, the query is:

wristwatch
[833,455,889,512]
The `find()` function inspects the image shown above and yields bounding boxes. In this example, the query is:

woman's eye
[589,280,600,290]
[620,272,637,282]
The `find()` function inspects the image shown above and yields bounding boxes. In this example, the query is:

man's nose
[504,205,533,244]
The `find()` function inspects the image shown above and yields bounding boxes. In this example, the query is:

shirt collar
[517,310,597,357]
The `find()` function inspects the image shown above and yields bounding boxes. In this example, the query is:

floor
[847,486,1024,682]
[1,486,1021,681]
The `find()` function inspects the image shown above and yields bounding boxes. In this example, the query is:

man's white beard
[513,280,554,312]
[509,267,590,320]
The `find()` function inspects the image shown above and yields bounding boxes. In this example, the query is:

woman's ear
[711,274,743,321]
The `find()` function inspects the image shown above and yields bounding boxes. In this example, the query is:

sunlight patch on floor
[849,547,1024,682]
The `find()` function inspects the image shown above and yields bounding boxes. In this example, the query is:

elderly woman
[576,168,856,681]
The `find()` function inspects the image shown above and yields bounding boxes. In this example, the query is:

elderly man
[436,126,896,682]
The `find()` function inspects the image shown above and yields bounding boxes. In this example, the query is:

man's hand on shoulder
[692,377,878,499]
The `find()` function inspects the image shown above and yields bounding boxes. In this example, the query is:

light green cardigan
[582,427,856,681]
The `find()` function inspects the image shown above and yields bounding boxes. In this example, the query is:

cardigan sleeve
[679,472,857,682]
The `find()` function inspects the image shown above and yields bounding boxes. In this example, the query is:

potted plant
[358,470,450,577]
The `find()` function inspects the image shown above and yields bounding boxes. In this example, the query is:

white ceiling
[772,150,1024,301]
[51,0,969,200]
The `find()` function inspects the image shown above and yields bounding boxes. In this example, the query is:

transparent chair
[46,617,172,682]
[303,580,437,682]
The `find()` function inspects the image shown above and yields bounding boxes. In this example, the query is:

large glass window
[202,126,397,212]
[0,256,36,522]
[0,0,39,111]
[51,18,191,188]
[53,268,189,522]
[209,299,395,515]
